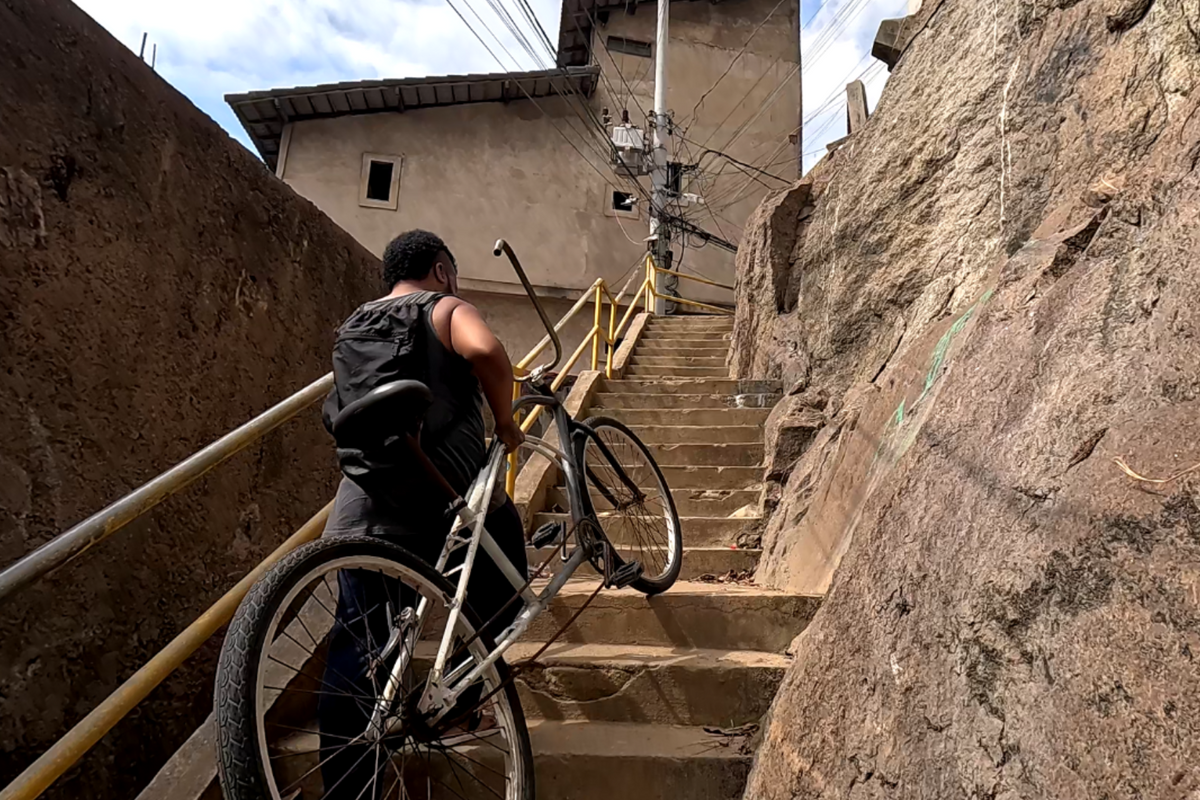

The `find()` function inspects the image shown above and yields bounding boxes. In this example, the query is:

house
[227,0,800,360]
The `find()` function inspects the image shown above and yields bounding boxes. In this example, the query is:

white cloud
[75,0,563,153]
[75,0,903,172]
[798,0,907,171]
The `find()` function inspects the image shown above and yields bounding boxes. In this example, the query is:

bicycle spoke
[264,685,379,703]
[440,745,505,800]
[277,731,375,796]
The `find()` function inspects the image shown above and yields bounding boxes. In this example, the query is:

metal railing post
[606,292,618,379]
[506,378,521,497]
[591,284,602,371]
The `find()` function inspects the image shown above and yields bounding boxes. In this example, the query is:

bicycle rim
[576,416,683,593]
[215,536,534,800]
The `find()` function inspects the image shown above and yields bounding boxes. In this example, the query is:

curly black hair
[381,230,457,287]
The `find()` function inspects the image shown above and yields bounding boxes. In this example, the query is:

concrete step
[509,643,787,727]
[646,319,734,331]
[640,330,731,339]
[272,720,757,800]
[526,580,820,651]
[644,442,762,467]
[592,393,775,410]
[624,365,729,378]
[528,545,760,580]
[630,355,728,368]
[603,378,782,396]
[533,720,752,799]
[532,720,755,799]
[619,425,763,444]
[533,513,756,548]
[638,336,732,349]
[596,407,771,426]
[545,486,760,516]
[635,342,731,354]
[612,464,760,490]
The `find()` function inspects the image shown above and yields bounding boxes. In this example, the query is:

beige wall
[282,98,647,295]
[462,290,599,375]
[281,0,798,314]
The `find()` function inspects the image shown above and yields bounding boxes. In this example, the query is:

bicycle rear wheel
[214,535,534,800]
[575,416,683,595]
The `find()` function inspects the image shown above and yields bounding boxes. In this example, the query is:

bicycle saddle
[331,379,433,450]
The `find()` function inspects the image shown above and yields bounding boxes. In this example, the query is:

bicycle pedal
[530,521,566,549]
[607,560,643,589]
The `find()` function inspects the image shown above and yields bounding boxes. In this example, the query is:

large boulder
[736,0,1200,793]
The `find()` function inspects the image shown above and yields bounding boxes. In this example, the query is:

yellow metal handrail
[504,254,733,495]
[0,503,334,800]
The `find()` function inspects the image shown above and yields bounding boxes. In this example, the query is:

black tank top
[322,291,485,497]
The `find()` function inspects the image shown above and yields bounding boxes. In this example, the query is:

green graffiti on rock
[871,288,994,471]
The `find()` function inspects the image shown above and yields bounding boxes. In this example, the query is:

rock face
[0,1,381,797]
[734,0,1200,794]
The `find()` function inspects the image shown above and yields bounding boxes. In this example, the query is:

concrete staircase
[140,316,821,800]
[517,315,820,799]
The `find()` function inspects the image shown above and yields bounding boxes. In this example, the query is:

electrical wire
[682,0,791,127]
[443,0,643,199]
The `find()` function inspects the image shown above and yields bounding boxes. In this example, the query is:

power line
[682,0,792,127]
[717,61,802,153]
[802,0,876,75]
[512,0,556,57]
[583,5,653,122]
[483,0,551,67]
[443,0,642,199]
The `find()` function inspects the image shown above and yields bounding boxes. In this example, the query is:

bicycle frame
[368,389,596,734]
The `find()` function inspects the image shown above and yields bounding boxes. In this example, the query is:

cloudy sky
[77,0,905,175]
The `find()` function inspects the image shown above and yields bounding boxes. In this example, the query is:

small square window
[366,160,394,202]
[667,162,683,195]
[606,189,639,220]
[612,191,635,212]
[608,36,652,58]
[359,153,402,210]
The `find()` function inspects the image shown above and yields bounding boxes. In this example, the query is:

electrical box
[611,125,646,174]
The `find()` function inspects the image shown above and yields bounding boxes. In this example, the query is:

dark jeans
[316,493,527,799]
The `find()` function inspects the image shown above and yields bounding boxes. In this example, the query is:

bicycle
[213,240,683,800]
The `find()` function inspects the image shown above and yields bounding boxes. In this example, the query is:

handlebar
[493,239,563,382]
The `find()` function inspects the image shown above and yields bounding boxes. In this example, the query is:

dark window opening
[365,160,394,202]
[607,36,652,58]
[667,162,683,195]
[612,191,635,212]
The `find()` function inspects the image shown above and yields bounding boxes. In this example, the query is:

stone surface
[846,79,869,134]
[609,312,651,377]
[0,2,382,797]
[133,715,219,800]
[525,581,821,651]
[507,642,789,727]
[734,0,1200,794]
[762,394,828,482]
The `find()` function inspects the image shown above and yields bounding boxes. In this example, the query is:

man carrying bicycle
[318,229,528,795]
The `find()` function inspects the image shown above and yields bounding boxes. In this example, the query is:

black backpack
[321,293,445,506]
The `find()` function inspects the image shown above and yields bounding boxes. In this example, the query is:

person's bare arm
[444,301,524,452]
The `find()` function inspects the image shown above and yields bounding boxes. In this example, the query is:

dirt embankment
[1,0,383,796]
[733,0,1200,794]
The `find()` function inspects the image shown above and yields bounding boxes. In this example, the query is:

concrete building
[227,0,800,362]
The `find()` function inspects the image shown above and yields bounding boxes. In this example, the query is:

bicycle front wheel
[575,416,683,595]
[214,535,534,800]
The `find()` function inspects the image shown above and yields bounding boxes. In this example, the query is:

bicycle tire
[214,534,534,800]
[575,415,684,595]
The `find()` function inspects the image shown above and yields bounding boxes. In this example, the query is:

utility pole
[648,0,673,315]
